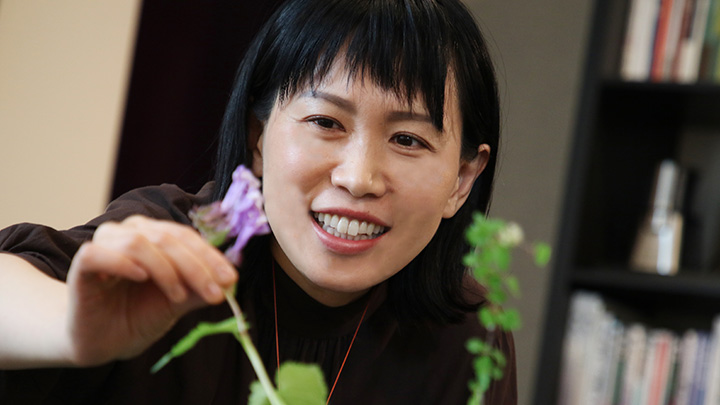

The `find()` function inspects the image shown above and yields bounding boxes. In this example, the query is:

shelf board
[601,79,720,95]
[595,79,720,127]
[571,267,720,299]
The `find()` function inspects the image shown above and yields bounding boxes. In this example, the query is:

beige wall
[0,0,141,230]
[464,1,593,404]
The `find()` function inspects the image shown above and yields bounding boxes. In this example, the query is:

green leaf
[504,276,520,297]
[487,273,503,291]
[487,290,507,305]
[491,365,504,380]
[248,381,271,405]
[151,317,242,373]
[465,226,484,246]
[466,213,506,247]
[472,264,490,283]
[490,349,507,368]
[466,337,488,355]
[497,309,521,331]
[467,387,484,405]
[473,356,493,377]
[472,356,493,394]
[276,362,328,405]
[533,242,552,267]
[492,248,511,270]
[463,252,479,268]
[479,307,496,330]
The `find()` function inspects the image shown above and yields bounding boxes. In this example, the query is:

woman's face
[252,63,488,306]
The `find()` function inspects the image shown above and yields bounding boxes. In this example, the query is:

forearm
[0,253,73,369]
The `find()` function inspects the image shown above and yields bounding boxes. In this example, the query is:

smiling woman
[256,62,488,307]
[0,0,513,404]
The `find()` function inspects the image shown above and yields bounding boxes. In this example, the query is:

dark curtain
[111,1,284,200]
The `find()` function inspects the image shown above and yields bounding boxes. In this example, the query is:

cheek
[260,127,329,227]
[395,159,459,215]
[263,123,333,181]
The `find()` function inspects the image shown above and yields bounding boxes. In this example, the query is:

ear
[442,144,491,218]
[248,113,265,177]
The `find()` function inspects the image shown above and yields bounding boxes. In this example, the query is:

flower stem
[224,289,286,405]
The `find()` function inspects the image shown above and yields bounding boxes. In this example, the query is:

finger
[93,222,188,303]
[69,242,149,283]
[123,216,237,301]
[165,224,238,286]
[147,231,226,304]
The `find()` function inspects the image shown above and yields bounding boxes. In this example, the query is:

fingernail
[217,266,236,284]
[132,266,149,281]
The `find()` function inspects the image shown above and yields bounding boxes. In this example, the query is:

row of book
[620,0,720,83]
[559,291,720,405]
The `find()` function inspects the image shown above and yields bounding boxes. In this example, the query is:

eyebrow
[301,90,435,125]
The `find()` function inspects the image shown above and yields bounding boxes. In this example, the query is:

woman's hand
[65,215,238,366]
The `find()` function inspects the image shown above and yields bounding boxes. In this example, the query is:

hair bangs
[265,0,454,130]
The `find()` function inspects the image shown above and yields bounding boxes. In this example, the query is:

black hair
[213,0,499,323]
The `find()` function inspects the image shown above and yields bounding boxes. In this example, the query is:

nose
[330,141,387,198]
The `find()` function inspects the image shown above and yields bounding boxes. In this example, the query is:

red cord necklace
[272,262,370,405]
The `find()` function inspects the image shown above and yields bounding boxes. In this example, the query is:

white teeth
[348,220,359,236]
[337,217,349,234]
[313,212,386,239]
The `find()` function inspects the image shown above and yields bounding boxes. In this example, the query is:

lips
[312,211,387,241]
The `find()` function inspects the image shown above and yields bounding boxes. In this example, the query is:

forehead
[286,58,461,130]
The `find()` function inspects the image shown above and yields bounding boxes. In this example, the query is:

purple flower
[190,165,270,265]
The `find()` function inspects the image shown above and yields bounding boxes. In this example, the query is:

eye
[308,116,343,130]
[391,134,429,149]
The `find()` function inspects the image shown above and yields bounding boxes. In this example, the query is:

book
[675,0,712,82]
[639,330,676,405]
[651,0,677,81]
[661,0,691,80]
[698,0,720,81]
[702,316,720,405]
[688,332,710,405]
[603,322,627,405]
[559,291,601,405]
[559,294,720,405]
[673,329,701,405]
[622,0,663,80]
[622,323,649,405]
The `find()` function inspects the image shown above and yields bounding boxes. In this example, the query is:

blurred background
[0,1,593,404]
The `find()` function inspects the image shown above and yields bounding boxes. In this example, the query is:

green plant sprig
[151,287,328,405]
[464,213,551,404]
[150,166,327,405]
[151,289,290,405]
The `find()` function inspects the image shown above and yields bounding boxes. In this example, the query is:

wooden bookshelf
[532,0,720,403]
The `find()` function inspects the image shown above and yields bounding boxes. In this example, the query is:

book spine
[688,333,710,405]
[702,316,720,405]
[676,0,712,82]
[622,0,664,80]
[652,0,677,80]
[698,0,720,80]
[660,334,679,405]
[664,0,691,80]
[623,324,649,405]
[559,291,604,405]
[673,330,700,405]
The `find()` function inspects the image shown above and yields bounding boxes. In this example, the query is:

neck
[269,239,368,307]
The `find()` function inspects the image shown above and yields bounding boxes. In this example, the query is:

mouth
[312,212,388,241]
